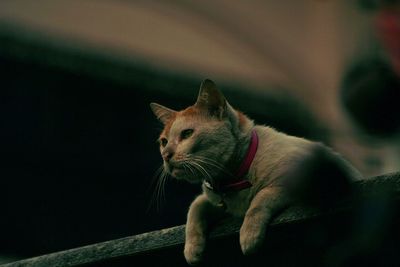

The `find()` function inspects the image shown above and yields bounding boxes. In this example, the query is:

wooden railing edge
[2,172,399,267]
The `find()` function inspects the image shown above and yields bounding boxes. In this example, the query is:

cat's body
[150,79,362,265]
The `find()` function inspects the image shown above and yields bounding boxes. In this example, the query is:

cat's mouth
[165,161,202,183]
[165,162,186,178]
[171,166,185,177]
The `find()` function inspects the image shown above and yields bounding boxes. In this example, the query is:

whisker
[147,165,164,191]
[192,155,226,168]
[195,159,230,174]
[160,169,168,204]
[159,169,169,209]
[190,161,213,182]
[182,163,194,177]
[185,162,199,179]
[147,165,169,213]
[146,166,163,209]
[190,155,233,178]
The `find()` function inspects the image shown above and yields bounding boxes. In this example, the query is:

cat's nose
[163,151,174,162]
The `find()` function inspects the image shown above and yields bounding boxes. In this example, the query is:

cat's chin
[170,169,202,184]
[170,167,185,178]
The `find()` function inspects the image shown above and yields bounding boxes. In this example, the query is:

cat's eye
[160,138,168,147]
[180,129,194,140]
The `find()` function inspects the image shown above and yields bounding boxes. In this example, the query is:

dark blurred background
[0,0,399,264]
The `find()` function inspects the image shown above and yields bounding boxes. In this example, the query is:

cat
[150,79,363,265]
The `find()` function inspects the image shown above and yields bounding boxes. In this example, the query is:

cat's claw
[184,241,205,265]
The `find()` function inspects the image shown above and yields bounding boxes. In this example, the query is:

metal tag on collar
[217,200,227,210]
[204,180,214,190]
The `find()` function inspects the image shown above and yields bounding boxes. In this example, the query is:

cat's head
[150,79,253,184]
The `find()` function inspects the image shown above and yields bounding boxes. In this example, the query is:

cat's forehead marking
[161,106,201,137]
[181,106,202,117]
[169,113,198,137]
[237,111,247,129]
[160,112,177,137]
[174,116,194,129]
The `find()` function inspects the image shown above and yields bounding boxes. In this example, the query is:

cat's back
[254,125,315,163]
[251,125,362,189]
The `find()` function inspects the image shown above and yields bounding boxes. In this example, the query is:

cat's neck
[223,112,255,182]
[230,131,254,177]
[204,122,255,193]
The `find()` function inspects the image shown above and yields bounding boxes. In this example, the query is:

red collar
[204,129,259,193]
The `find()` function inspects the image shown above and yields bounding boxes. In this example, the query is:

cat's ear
[195,79,227,119]
[150,103,177,124]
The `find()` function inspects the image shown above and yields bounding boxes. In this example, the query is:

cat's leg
[240,186,290,255]
[184,193,224,265]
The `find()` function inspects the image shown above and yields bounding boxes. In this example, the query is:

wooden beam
[2,172,399,267]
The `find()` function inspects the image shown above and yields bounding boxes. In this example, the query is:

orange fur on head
[160,113,177,137]
[237,111,249,130]
[161,106,202,137]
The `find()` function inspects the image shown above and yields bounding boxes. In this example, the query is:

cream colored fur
[150,79,362,265]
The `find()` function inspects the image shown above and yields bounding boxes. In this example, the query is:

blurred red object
[376,7,400,76]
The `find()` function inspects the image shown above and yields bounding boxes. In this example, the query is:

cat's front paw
[184,238,205,265]
[239,221,266,255]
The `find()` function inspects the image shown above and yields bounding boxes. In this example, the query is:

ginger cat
[150,79,362,265]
